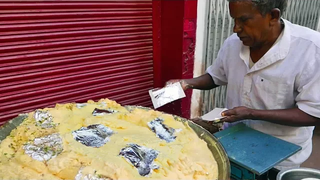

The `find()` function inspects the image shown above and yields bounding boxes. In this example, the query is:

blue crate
[214,123,301,180]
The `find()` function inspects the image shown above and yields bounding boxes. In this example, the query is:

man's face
[229,1,272,48]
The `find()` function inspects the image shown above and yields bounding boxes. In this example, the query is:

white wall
[191,0,210,118]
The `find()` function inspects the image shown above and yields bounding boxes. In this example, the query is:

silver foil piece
[119,144,159,176]
[23,133,63,162]
[92,108,119,116]
[148,118,181,143]
[34,110,55,128]
[75,168,113,180]
[72,124,114,148]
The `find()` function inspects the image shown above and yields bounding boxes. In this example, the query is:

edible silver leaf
[23,133,63,161]
[72,124,114,148]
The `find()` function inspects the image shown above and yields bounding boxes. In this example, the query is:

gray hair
[227,0,287,15]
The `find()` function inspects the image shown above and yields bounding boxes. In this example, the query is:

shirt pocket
[254,75,290,109]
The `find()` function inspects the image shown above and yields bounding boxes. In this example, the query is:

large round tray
[0,105,231,180]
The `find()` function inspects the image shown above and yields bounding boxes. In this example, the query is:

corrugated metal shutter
[0,1,154,125]
[201,0,320,115]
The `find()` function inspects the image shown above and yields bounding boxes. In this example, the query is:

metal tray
[0,106,230,180]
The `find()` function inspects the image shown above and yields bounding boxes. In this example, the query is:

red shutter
[0,1,154,125]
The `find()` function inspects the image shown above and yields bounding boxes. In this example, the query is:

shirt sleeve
[206,41,229,86]
[295,51,320,118]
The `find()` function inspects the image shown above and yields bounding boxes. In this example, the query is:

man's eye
[240,18,249,22]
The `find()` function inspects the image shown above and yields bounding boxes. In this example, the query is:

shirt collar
[240,19,291,72]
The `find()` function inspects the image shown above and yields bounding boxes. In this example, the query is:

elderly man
[169,0,320,170]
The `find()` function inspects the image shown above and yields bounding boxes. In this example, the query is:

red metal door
[152,0,197,118]
[0,1,154,125]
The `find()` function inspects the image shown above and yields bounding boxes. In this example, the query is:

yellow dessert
[0,99,218,180]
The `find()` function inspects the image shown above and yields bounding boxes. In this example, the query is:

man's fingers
[221,116,231,122]
[221,115,237,122]
[221,109,235,116]
[219,117,227,122]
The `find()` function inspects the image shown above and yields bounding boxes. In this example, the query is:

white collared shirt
[207,19,320,169]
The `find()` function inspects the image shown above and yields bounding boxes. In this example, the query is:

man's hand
[221,106,254,123]
[221,107,320,126]
[165,74,218,91]
[166,79,189,91]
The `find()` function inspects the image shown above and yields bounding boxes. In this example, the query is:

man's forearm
[250,107,320,126]
[184,73,219,90]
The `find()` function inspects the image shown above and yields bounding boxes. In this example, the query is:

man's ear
[269,8,281,26]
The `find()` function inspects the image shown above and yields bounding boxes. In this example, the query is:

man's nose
[233,20,242,33]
